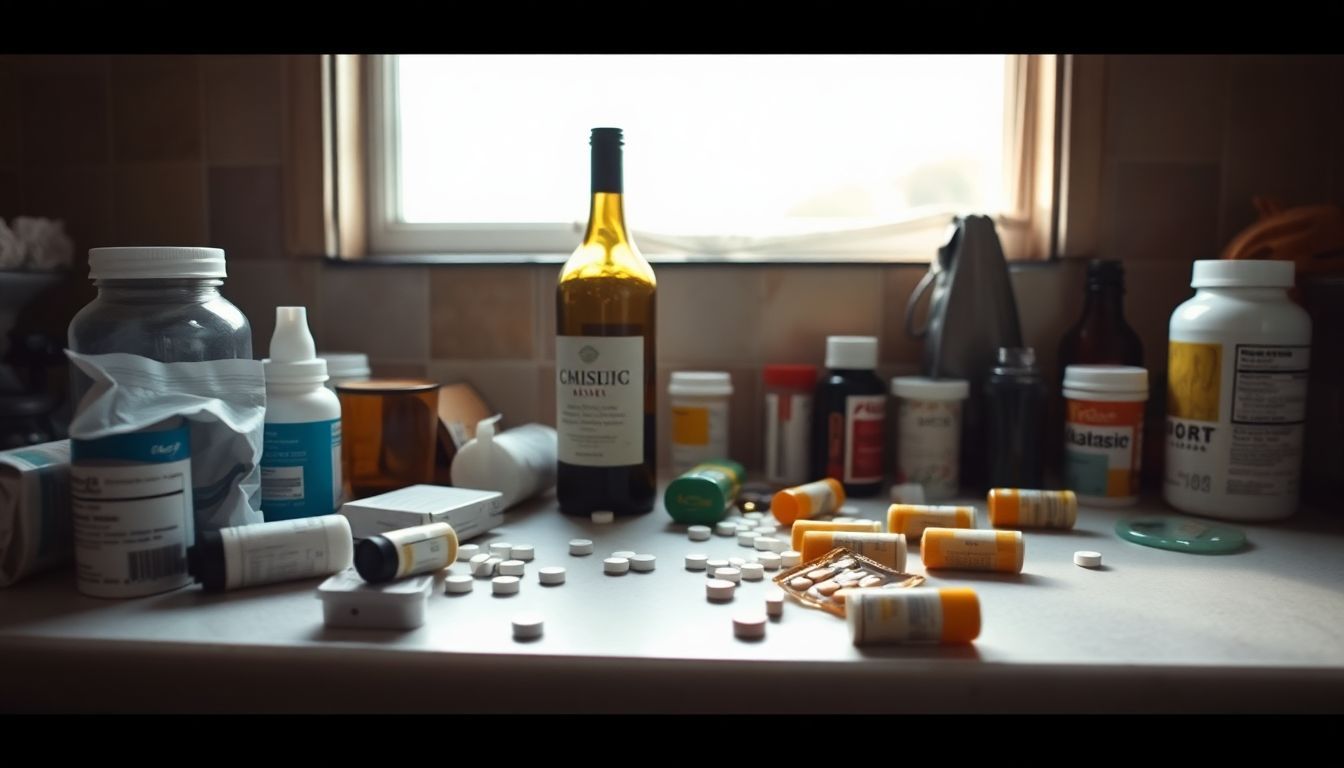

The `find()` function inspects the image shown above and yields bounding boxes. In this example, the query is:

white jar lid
[321,352,372,379]
[890,376,969,401]
[89,246,226,280]
[1191,259,1294,288]
[1063,365,1149,394]
[825,336,878,370]
[669,371,733,397]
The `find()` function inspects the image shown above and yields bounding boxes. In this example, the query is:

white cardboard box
[339,484,504,540]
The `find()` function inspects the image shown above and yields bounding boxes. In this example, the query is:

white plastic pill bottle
[669,371,732,475]
[1165,260,1311,521]
[1063,365,1148,507]
[889,377,968,501]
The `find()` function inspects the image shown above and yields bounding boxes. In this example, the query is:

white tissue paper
[66,351,267,533]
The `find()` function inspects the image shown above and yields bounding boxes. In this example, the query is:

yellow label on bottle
[672,406,710,445]
[1167,340,1221,421]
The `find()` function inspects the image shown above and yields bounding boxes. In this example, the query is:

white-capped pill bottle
[890,377,968,500]
[1166,260,1311,521]
[669,371,732,475]
[763,364,817,486]
[1063,365,1148,506]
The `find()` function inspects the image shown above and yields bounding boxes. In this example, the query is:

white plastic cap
[825,336,878,370]
[668,371,733,397]
[1191,260,1294,289]
[890,376,970,400]
[321,352,371,381]
[88,246,226,280]
[1063,365,1148,394]
[263,306,328,384]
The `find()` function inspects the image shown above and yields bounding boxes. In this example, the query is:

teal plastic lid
[1115,517,1247,555]
[664,461,742,525]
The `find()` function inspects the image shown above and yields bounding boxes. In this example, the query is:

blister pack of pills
[773,547,924,617]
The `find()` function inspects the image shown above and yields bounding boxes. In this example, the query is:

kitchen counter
[2,488,1343,713]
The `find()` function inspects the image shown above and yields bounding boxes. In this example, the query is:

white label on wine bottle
[556,336,645,467]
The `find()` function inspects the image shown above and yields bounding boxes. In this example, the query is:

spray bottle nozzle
[264,306,327,384]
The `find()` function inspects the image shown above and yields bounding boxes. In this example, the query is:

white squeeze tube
[450,416,558,509]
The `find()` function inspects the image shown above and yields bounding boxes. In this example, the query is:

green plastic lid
[664,461,743,525]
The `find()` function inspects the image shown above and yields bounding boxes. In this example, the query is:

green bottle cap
[1115,517,1247,555]
[664,460,744,525]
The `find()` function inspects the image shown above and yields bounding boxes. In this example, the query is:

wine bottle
[555,127,657,516]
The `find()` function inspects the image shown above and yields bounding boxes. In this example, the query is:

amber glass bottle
[555,128,657,516]
[1058,260,1144,371]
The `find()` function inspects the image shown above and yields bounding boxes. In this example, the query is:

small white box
[317,568,433,630]
[339,484,504,540]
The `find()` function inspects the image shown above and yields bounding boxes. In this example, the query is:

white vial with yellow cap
[845,587,981,645]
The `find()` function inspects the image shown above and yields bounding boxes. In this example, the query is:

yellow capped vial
[987,488,1077,529]
[788,518,882,552]
[845,587,981,645]
[886,504,975,542]
[801,531,907,571]
[772,478,845,526]
[920,527,1024,574]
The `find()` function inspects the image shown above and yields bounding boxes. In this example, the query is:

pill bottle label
[1167,341,1309,501]
[888,505,973,540]
[671,399,728,475]
[1064,399,1144,502]
[851,591,942,644]
[261,418,341,521]
[556,336,644,467]
[843,395,885,485]
[765,392,811,486]
[895,397,962,498]
[382,526,454,578]
[832,532,905,570]
[70,422,193,598]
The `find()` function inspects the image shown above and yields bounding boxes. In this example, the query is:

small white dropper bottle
[260,307,343,521]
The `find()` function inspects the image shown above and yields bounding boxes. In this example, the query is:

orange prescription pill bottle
[801,531,907,571]
[772,478,845,525]
[886,504,975,541]
[789,518,881,552]
[986,488,1077,529]
[921,528,1024,573]
[845,587,981,645]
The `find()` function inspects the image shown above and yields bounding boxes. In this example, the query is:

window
[365,54,1053,261]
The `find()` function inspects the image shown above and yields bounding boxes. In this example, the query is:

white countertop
[3,487,1343,712]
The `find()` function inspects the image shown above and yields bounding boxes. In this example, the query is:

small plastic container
[813,337,885,496]
[1063,365,1148,506]
[317,568,434,630]
[669,371,732,475]
[890,377,969,501]
[321,352,371,390]
[762,364,816,487]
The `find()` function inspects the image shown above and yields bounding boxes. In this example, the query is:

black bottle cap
[1086,259,1125,289]
[354,536,398,584]
[590,127,623,146]
[186,530,226,592]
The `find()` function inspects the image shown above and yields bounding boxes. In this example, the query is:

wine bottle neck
[592,138,623,194]
[583,193,629,247]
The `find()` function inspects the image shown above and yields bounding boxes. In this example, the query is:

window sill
[331,252,945,268]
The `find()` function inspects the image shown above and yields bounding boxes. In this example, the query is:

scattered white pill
[512,613,544,640]
[1074,550,1103,568]
[569,539,594,556]
[715,567,742,584]
[753,536,775,551]
[738,530,759,546]
[688,525,711,541]
[612,550,637,559]
[733,614,767,640]
[591,510,614,524]
[756,552,782,570]
[781,550,802,567]
[489,542,513,559]
[630,554,657,572]
[755,524,778,536]
[744,512,764,521]
[706,578,736,601]
[765,591,785,617]
[471,560,494,577]
[759,537,786,553]
[457,544,481,562]
[685,554,709,571]
[445,574,474,594]
[538,566,566,585]
[741,562,765,581]
[510,545,535,562]
[735,518,757,530]
[498,559,526,576]
[492,575,520,595]
[715,521,738,536]
[469,553,491,566]
[728,557,747,568]
[604,557,630,575]
[705,558,730,574]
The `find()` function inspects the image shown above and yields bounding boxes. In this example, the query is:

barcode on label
[127,545,184,582]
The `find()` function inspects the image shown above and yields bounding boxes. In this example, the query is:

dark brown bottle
[1058,260,1144,371]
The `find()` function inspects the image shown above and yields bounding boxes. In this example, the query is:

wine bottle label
[556,336,645,467]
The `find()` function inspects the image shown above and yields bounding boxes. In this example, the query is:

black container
[984,347,1046,489]
[811,336,886,497]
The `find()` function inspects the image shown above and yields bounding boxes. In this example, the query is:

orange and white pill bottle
[886,504,975,541]
[844,587,980,645]
[986,488,1077,529]
[772,478,845,525]
[801,531,907,571]
[921,527,1023,573]
[1063,365,1148,506]
[788,518,881,551]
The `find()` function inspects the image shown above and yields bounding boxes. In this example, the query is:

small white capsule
[510,545,535,562]
[756,552,782,570]
[612,550,637,560]
[538,566,566,585]
[445,574,474,594]
[706,578,736,601]
[469,553,491,566]
[765,591,785,617]
[489,542,513,559]
[733,615,767,640]
[457,544,481,562]
[715,520,739,536]
[591,510,615,524]
[781,550,802,567]
[512,613,544,640]
[630,554,657,572]
[498,559,525,576]
[685,553,709,571]
[740,562,765,581]
[688,525,711,541]
[491,575,520,595]
[738,530,759,547]
[715,567,742,584]
[1074,550,1103,568]
[604,557,630,575]
[569,538,594,556]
